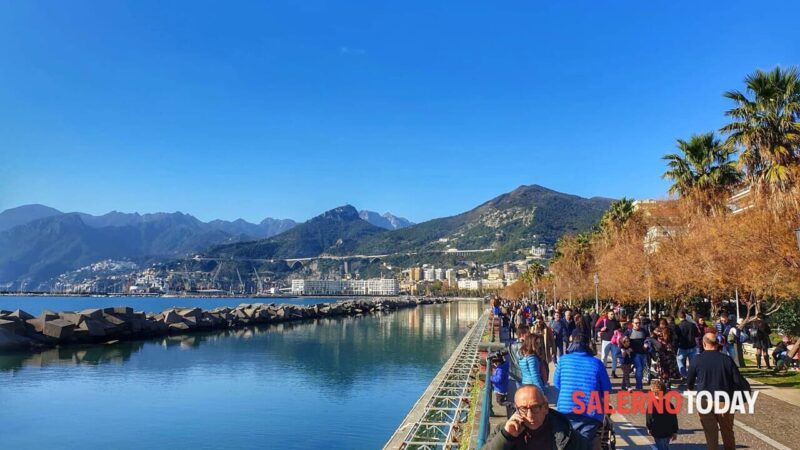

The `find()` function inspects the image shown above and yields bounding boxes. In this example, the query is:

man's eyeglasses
[516,404,545,415]
[633,321,640,324]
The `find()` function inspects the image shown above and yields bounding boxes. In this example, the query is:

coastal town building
[291,278,398,296]
[457,279,481,291]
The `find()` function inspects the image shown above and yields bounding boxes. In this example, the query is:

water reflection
[0,301,482,450]
[1,302,481,393]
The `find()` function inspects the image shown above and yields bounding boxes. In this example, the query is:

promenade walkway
[484,332,800,449]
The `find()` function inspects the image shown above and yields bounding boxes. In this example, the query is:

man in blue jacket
[554,341,612,449]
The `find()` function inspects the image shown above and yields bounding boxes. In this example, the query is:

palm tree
[599,198,636,232]
[662,132,741,214]
[521,262,545,301]
[721,66,800,190]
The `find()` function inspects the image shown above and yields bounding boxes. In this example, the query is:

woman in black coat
[752,313,772,369]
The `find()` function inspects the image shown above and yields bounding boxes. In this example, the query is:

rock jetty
[0,297,450,351]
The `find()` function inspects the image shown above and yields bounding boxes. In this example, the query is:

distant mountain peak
[0,204,63,232]
[319,205,360,221]
[359,210,414,230]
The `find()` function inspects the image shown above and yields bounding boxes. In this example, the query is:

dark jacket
[676,319,699,350]
[626,327,650,354]
[483,408,589,450]
[646,400,679,439]
[595,318,620,342]
[551,319,568,341]
[687,350,750,395]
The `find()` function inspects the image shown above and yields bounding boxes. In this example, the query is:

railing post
[476,355,494,449]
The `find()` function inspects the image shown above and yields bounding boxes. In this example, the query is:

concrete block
[43,319,75,340]
[178,307,201,318]
[78,319,106,337]
[163,310,183,324]
[79,308,103,319]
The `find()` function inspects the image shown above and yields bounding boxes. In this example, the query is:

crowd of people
[484,296,780,450]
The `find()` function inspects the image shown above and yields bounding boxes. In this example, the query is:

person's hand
[601,326,607,332]
[671,433,677,442]
[504,412,526,437]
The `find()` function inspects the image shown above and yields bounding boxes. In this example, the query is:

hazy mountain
[0,187,612,289]
[209,205,387,260]
[0,204,62,231]
[0,206,297,289]
[358,210,414,230]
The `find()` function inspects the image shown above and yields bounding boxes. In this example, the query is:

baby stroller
[644,337,660,385]
[596,415,616,450]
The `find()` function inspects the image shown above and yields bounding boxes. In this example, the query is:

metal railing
[390,312,488,450]
[475,353,494,449]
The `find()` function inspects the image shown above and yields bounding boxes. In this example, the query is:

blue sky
[1,1,798,223]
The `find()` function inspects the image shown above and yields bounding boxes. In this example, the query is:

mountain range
[0,205,413,290]
[0,186,612,290]
[199,185,614,279]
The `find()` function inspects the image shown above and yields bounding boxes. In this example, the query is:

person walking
[626,316,650,390]
[551,311,567,364]
[595,311,621,377]
[675,311,699,378]
[687,332,751,450]
[554,341,612,450]
[645,379,678,450]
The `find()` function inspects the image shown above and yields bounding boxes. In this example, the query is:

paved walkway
[486,334,800,449]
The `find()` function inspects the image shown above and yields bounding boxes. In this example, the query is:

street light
[593,273,599,313]
[795,227,800,251]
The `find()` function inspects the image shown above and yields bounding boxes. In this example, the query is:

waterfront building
[291,278,398,296]
[423,268,435,281]
[457,279,481,291]
[434,268,445,281]
[486,268,504,281]
[445,269,456,287]
[481,279,505,290]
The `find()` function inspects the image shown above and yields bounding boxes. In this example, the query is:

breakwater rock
[0,297,451,351]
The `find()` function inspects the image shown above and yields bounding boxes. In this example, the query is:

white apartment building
[291,278,398,296]
[445,269,456,287]
[434,268,445,281]
[423,268,436,281]
[457,279,482,291]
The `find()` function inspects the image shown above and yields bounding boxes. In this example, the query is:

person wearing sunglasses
[483,385,587,450]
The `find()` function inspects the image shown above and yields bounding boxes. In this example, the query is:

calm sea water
[0,295,335,315]
[0,299,482,450]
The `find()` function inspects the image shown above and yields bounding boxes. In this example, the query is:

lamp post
[795,227,800,251]
[593,273,599,313]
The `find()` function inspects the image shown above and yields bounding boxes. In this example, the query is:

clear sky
[1,1,797,223]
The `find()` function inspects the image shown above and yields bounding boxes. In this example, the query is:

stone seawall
[0,297,450,351]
